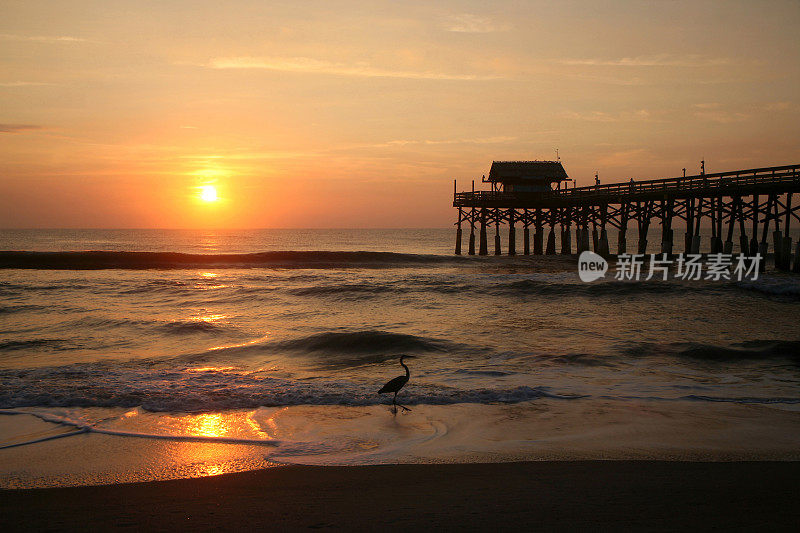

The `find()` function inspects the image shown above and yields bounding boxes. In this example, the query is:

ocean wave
[270,330,448,354]
[623,339,800,363]
[287,283,409,297]
[0,362,579,412]
[118,280,191,294]
[734,279,800,299]
[159,320,229,334]
[682,395,800,404]
[0,339,76,352]
[0,251,465,270]
[0,304,44,315]
[486,279,720,297]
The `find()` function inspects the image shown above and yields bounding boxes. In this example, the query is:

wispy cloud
[173,137,518,163]
[694,110,750,123]
[383,136,516,146]
[0,81,55,87]
[0,33,88,43]
[763,102,796,112]
[204,57,502,80]
[444,14,506,33]
[559,55,732,67]
[563,110,655,122]
[563,72,647,86]
[0,124,43,134]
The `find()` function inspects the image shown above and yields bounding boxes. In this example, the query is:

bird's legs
[392,391,411,412]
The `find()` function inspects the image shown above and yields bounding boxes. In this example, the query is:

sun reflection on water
[188,413,229,438]
[194,271,226,290]
[161,411,277,480]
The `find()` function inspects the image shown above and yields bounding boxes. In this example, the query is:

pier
[453,161,800,271]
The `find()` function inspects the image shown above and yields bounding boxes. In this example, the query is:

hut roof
[487,161,569,182]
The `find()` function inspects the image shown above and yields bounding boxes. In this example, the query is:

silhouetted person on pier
[379,355,412,413]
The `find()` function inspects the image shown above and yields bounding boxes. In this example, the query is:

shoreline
[2,461,798,531]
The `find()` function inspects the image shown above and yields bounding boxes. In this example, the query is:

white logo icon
[578,251,608,282]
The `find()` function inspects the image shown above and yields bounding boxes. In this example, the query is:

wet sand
[1,461,798,531]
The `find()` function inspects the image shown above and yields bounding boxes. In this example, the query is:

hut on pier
[486,161,571,193]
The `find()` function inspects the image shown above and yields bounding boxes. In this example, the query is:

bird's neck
[401,362,409,378]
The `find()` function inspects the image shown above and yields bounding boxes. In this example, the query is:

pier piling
[479,210,488,255]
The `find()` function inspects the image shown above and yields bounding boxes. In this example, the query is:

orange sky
[1,0,799,228]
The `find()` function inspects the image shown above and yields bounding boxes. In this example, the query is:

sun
[199,185,218,203]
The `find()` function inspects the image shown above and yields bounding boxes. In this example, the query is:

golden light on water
[188,414,228,438]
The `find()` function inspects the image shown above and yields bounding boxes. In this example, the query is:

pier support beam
[534,226,544,255]
[750,194,759,256]
[508,209,516,256]
[782,236,792,271]
[523,227,530,255]
[793,241,800,273]
[455,226,462,255]
[479,210,488,256]
[562,226,572,254]
[546,227,556,254]
[637,204,650,255]
[494,211,501,256]
[468,228,475,255]
[619,204,629,255]
[724,198,736,254]
[781,193,793,270]
[773,230,783,269]
[598,228,610,258]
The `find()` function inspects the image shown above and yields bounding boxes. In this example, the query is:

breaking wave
[623,339,800,363]
[0,362,579,412]
[269,330,450,354]
[0,250,465,270]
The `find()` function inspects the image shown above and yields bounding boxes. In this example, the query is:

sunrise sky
[2,0,799,228]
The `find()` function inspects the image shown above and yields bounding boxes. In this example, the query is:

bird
[378,355,412,413]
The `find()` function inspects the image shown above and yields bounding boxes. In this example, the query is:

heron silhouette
[378,355,412,413]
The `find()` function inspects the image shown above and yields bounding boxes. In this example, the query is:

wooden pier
[452,161,800,271]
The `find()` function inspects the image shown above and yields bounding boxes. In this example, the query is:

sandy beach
[2,461,798,531]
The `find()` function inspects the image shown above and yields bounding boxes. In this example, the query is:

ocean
[1,228,800,488]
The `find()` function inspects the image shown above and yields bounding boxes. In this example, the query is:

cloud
[444,14,506,33]
[0,81,54,87]
[0,33,88,43]
[763,102,795,112]
[563,72,646,86]
[204,57,501,80]
[694,110,750,123]
[0,124,43,133]
[384,136,516,146]
[563,110,654,122]
[559,55,732,67]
